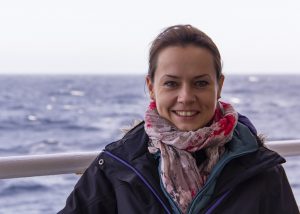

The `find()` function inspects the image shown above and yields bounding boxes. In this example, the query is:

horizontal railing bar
[0,151,99,179]
[265,140,300,157]
[0,140,300,179]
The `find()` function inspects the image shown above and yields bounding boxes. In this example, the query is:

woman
[59,25,299,213]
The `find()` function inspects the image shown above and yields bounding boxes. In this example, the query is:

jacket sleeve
[58,156,117,214]
[262,165,299,214]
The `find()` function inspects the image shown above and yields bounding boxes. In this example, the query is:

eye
[163,81,178,88]
[195,80,209,87]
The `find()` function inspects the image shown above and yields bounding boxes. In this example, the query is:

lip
[172,110,200,117]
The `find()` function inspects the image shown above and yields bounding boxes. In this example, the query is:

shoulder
[212,161,299,214]
[59,121,151,213]
[104,121,146,152]
[214,144,286,197]
[98,121,149,164]
[242,163,298,213]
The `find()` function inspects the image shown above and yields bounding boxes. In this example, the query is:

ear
[217,74,225,99]
[146,75,155,100]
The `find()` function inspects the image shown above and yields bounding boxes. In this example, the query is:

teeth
[175,111,197,117]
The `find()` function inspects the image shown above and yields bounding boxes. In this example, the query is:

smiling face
[146,45,224,131]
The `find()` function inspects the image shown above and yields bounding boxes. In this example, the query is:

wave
[0,182,49,196]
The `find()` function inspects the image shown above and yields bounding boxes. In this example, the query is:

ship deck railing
[0,140,300,179]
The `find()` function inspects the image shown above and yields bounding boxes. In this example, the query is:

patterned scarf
[144,101,238,213]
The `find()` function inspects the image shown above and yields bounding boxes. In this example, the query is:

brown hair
[148,24,222,82]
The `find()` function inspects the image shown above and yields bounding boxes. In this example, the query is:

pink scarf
[144,101,238,213]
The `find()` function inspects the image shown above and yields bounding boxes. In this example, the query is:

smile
[173,111,199,117]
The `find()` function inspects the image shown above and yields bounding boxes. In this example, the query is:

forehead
[155,45,216,79]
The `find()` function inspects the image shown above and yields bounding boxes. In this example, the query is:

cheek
[202,91,218,105]
[209,98,218,113]
[155,96,168,112]
[201,91,218,114]
[154,91,174,114]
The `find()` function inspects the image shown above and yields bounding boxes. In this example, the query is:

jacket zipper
[102,150,171,214]
[204,190,231,214]
[187,149,257,214]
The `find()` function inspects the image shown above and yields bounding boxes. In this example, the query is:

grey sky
[0,0,299,75]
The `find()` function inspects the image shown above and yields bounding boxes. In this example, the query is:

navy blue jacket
[59,120,299,213]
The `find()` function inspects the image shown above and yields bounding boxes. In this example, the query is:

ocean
[0,75,299,213]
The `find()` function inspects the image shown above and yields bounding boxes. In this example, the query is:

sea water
[0,75,299,213]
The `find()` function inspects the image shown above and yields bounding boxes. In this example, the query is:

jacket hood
[105,121,149,162]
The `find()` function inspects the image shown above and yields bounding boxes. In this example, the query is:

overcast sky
[0,0,299,75]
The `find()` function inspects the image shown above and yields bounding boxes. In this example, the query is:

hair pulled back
[148,25,222,82]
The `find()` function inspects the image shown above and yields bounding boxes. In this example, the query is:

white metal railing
[0,140,300,179]
[0,151,99,179]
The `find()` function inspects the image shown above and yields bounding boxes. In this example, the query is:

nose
[177,85,196,104]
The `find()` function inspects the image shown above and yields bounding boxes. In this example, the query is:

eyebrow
[163,74,210,79]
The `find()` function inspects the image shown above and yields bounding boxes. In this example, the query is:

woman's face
[146,45,224,131]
